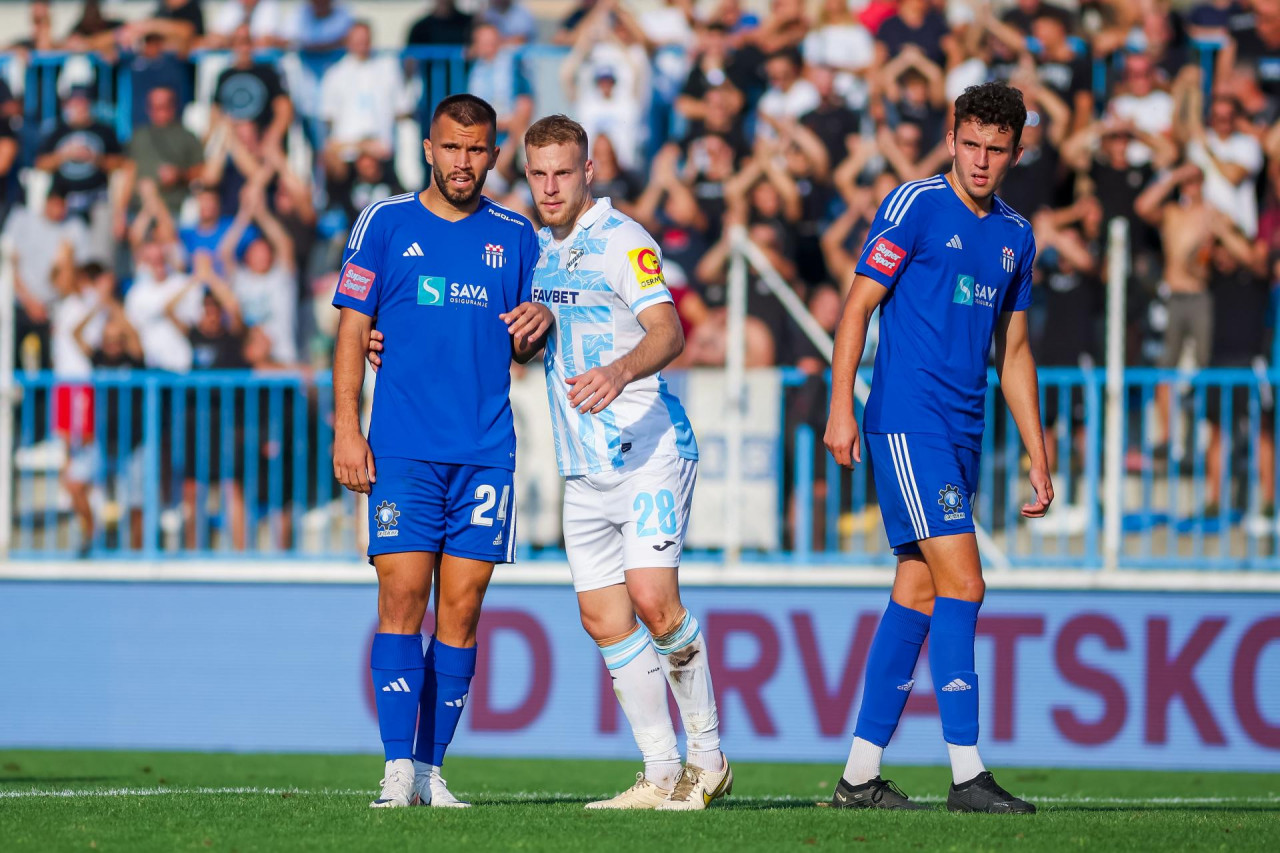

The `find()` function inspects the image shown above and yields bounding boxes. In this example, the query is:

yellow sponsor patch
[627,247,665,289]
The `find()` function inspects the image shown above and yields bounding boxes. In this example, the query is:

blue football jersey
[332,193,537,470]
[855,175,1036,450]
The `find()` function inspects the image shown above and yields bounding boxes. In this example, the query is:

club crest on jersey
[938,485,965,521]
[566,247,585,272]
[375,501,401,537]
[628,247,665,289]
[868,238,905,275]
[483,243,506,268]
[1001,246,1016,273]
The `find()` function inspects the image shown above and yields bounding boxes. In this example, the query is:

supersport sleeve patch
[866,238,907,276]
[627,247,665,289]
[338,263,376,301]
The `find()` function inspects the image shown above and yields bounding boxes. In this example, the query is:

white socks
[946,743,986,785]
[652,610,723,772]
[843,736,884,785]
[598,624,681,789]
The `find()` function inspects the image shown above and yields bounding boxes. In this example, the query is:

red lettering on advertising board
[1145,618,1227,745]
[707,612,780,736]
[469,610,553,731]
[978,616,1046,741]
[791,612,879,736]
[1232,616,1280,748]
[1052,614,1128,745]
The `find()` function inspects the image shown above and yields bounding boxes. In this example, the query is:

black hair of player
[953,82,1028,149]
[431,94,498,143]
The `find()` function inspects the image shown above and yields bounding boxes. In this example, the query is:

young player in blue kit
[331,94,552,809]
[824,83,1053,813]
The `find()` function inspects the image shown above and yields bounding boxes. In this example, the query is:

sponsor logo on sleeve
[867,238,905,275]
[628,247,665,289]
[338,263,376,301]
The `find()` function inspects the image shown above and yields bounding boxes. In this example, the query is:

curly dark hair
[953,83,1028,147]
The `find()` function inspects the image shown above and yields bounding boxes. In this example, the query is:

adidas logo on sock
[444,693,468,709]
[897,679,915,692]
[946,235,963,250]
[941,678,972,692]
[381,677,412,693]
[402,242,425,257]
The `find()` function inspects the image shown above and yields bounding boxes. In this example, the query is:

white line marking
[0,787,1276,805]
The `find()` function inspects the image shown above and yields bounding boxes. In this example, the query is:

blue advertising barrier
[2,581,1276,771]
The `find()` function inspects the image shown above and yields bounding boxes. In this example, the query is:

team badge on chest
[484,243,506,268]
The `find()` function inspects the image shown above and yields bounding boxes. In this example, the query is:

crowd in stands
[5,0,1280,541]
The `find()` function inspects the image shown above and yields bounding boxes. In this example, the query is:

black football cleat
[830,776,931,810]
[946,771,1036,814]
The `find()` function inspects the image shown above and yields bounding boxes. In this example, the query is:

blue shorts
[865,432,979,556]
[367,458,516,563]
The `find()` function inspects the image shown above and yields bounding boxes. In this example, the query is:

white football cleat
[412,765,471,808]
[584,772,675,810]
[656,756,733,810]
[370,759,415,808]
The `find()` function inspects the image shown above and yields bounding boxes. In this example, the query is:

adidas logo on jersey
[402,242,424,257]
[946,235,963,250]
[941,678,972,692]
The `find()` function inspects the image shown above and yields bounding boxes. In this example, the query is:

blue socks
[371,633,426,761]
[413,636,477,766]
[929,597,982,746]
[853,600,931,747]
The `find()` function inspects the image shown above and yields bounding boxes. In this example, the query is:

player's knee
[377,588,430,633]
[948,575,985,603]
[632,593,681,637]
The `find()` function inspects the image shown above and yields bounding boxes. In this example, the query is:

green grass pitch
[2,751,1277,851]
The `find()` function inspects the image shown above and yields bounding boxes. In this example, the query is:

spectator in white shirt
[757,48,821,136]
[320,22,412,177]
[3,192,89,371]
[561,10,649,170]
[209,0,286,48]
[1186,94,1265,237]
[803,0,875,77]
[1107,53,1175,166]
[466,23,535,143]
[219,183,298,365]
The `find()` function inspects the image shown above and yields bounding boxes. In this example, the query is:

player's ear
[1012,144,1025,168]
[487,144,500,172]
[945,129,956,157]
[584,157,595,186]
[423,138,434,167]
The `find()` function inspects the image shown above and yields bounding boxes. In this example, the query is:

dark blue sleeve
[853,185,921,290]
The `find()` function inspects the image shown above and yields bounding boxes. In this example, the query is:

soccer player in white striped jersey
[369,114,729,810]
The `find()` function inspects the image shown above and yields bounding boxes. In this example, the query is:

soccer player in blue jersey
[368,115,729,810]
[824,82,1053,813]
[332,94,552,809]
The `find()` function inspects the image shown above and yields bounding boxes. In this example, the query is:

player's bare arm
[993,310,1053,518]
[502,301,554,363]
[333,307,376,494]
[566,302,683,416]
[825,274,888,468]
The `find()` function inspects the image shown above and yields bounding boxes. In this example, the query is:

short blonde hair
[525,114,589,159]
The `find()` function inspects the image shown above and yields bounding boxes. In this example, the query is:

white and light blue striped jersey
[534,198,698,476]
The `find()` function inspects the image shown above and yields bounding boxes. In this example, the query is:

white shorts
[563,455,697,592]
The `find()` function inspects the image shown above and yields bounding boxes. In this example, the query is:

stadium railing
[4,366,1278,570]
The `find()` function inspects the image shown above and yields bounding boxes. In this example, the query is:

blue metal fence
[7,367,1279,569]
